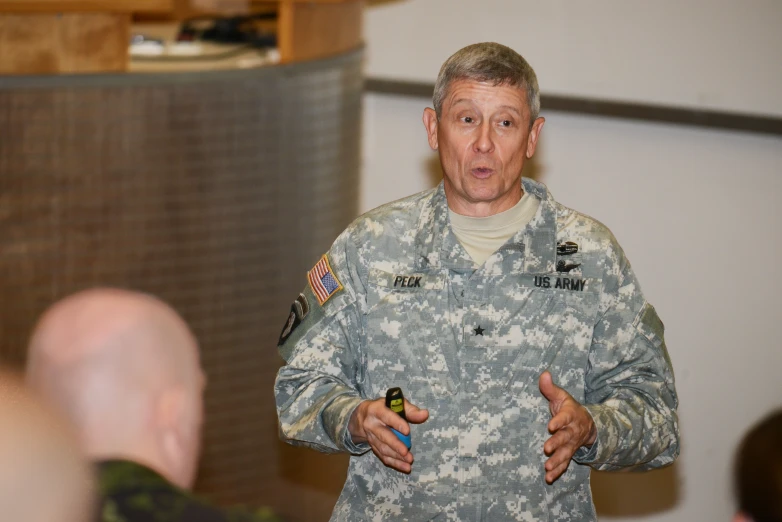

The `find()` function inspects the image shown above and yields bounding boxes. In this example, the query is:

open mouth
[471,167,494,179]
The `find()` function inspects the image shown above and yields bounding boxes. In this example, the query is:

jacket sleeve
[274,231,371,455]
[573,241,680,471]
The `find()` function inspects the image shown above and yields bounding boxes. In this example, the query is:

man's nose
[473,121,494,153]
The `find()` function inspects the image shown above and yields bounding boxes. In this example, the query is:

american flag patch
[307,254,343,305]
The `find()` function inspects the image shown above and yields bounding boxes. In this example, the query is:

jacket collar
[96,459,175,495]
[415,177,557,274]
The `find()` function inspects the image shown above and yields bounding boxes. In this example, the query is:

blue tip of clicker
[390,428,411,449]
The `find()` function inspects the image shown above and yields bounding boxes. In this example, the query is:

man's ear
[525,117,545,159]
[158,387,185,430]
[157,387,188,487]
[422,108,439,151]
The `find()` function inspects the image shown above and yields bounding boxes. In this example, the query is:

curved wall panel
[0,50,362,519]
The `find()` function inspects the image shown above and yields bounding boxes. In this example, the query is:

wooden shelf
[137,0,363,63]
[0,0,362,74]
[0,0,173,12]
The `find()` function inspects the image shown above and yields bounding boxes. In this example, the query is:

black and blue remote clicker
[385,387,411,449]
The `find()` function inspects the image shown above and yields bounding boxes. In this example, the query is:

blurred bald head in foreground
[26,288,205,490]
[0,371,94,522]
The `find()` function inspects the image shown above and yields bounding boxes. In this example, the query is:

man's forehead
[450,99,523,115]
[444,79,527,112]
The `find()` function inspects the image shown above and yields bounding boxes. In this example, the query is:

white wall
[361,91,782,521]
[365,0,782,117]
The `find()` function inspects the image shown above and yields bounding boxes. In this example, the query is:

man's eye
[462,117,474,124]
[501,120,513,127]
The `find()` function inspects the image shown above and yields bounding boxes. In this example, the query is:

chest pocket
[460,274,599,402]
[364,267,455,399]
[503,280,600,403]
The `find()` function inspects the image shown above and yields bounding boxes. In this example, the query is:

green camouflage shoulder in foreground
[96,460,284,522]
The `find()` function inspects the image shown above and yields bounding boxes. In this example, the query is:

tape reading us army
[534,276,586,292]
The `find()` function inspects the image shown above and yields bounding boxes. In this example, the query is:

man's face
[423,79,545,217]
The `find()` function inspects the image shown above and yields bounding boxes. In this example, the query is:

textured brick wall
[0,50,362,520]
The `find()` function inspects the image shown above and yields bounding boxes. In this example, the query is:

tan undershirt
[449,191,540,266]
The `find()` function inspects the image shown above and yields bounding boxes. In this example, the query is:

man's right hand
[348,397,429,473]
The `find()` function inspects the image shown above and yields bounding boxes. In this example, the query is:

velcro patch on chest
[368,267,446,291]
[533,275,590,292]
[392,275,423,288]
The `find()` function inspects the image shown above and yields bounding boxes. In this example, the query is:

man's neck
[444,184,523,217]
[449,190,540,266]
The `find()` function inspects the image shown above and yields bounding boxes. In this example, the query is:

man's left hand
[539,371,597,484]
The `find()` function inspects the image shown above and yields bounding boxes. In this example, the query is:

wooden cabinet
[277,0,362,63]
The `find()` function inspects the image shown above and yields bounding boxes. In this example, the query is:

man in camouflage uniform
[275,42,679,521]
[26,288,282,522]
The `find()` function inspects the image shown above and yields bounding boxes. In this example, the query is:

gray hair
[432,42,540,124]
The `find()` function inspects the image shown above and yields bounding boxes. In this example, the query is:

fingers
[364,401,412,445]
[365,417,414,473]
[375,403,411,434]
[355,396,430,473]
[366,425,412,459]
[541,396,597,484]
[377,399,430,434]
[371,446,412,474]
[543,427,572,455]
[543,433,577,483]
[544,435,576,467]
[545,454,570,484]
[358,399,417,473]
[404,399,429,425]
[547,409,573,434]
[539,371,570,406]
[539,370,553,390]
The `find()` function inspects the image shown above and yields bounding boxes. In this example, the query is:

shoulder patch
[307,254,343,306]
[276,285,328,361]
[633,301,665,350]
[277,293,309,346]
